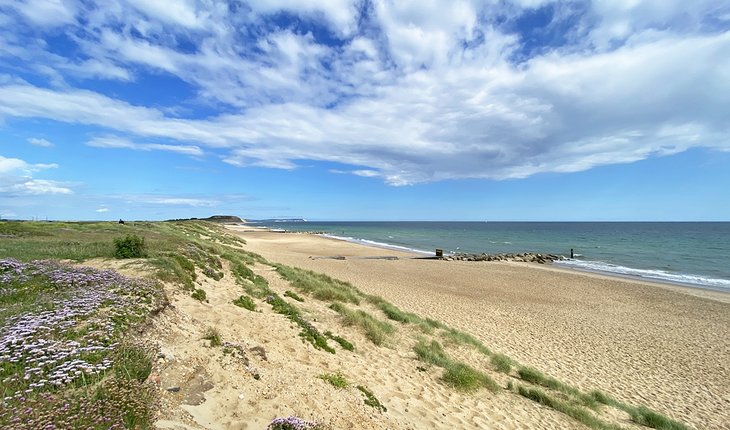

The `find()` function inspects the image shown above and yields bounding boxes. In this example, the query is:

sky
[1,0,729,221]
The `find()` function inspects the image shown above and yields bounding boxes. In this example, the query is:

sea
[252,221,730,292]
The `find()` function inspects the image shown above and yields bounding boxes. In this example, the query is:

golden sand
[140,227,729,429]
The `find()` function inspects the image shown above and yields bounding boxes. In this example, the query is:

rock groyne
[440,252,564,264]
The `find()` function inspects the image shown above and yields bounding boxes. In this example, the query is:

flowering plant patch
[0,258,164,402]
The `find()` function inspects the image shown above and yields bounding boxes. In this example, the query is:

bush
[113,235,146,259]
[233,295,256,311]
[191,288,207,302]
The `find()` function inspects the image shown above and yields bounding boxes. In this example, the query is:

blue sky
[1,1,729,221]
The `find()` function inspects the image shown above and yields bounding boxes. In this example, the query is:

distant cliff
[166,215,245,224]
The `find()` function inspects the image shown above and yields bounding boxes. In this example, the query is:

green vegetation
[114,342,154,382]
[413,339,499,392]
[629,406,689,430]
[284,290,304,302]
[114,234,147,258]
[319,372,349,389]
[490,353,511,373]
[233,295,257,311]
[203,327,222,347]
[517,386,620,430]
[276,264,361,304]
[329,302,395,346]
[266,295,335,354]
[324,331,355,351]
[440,327,491,355]
[366,295,420,323]
[191,288,207,302]
[517,366,596,407]
[357,385,387,413]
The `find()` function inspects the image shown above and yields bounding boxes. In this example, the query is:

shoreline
[237,225,730,302]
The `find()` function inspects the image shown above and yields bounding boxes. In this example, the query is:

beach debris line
[439,252,564,264]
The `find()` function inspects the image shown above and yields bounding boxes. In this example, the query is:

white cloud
[0,155,70,195]
[27,137,53,147]
[4,0,77,27]
[86,136,204,156]
[14,178,72,195]
[0,1,729,187]
[139,197,218,207]
[96,207,109,213]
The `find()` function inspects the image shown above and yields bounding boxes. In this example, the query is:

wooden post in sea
[435,249,443,258]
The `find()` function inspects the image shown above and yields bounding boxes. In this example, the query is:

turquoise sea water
[253,221,730,291]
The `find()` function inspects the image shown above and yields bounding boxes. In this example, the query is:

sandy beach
[223,227,730,430]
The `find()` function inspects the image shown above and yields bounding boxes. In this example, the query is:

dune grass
[357,385,387,413]
[516,385,618,430]
[628,406,689,430]
[324,331,355,351]
[490,353,512,373]
[517,366,597,407]
[233,295,256,311]
[413,339,500,392]
[319,372,349,389]
[329,302,395,346]
[284,290,305,302]
[275,264,361,304]
[440,328,491,355]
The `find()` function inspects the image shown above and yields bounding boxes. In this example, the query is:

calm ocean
[253,221,730,291]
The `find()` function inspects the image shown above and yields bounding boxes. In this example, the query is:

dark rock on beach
[440,252,564,264]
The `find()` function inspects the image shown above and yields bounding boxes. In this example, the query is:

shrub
[191,288,207,302]
[113,234,146,258]
[233,295,256,311]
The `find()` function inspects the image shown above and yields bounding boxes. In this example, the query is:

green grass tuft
[517,386,617,430]
[324,331,355,351]
[319,372,349,389]
[629,406,689,430]
[413,339,499,392]
[284,290,305,302]
[491,353,512,373]
[233,295,256,311]
[329,302,394,346]
[357,385,387,413]
[114,343,154,382]
[276,264,361,304]
[203,327,222,347]
[191,288,207,302]
[441,328,491,355]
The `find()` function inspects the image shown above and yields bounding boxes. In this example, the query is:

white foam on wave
[320,234,433,255]
[555,259,730,291]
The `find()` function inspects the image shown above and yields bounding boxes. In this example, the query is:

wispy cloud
[86,136,204,157]
[96,207,109,213]
[27,137,53,147]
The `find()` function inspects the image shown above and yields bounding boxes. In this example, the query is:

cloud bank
[0,0,728,185]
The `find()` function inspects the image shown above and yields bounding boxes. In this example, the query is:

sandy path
[230,228,730,430]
